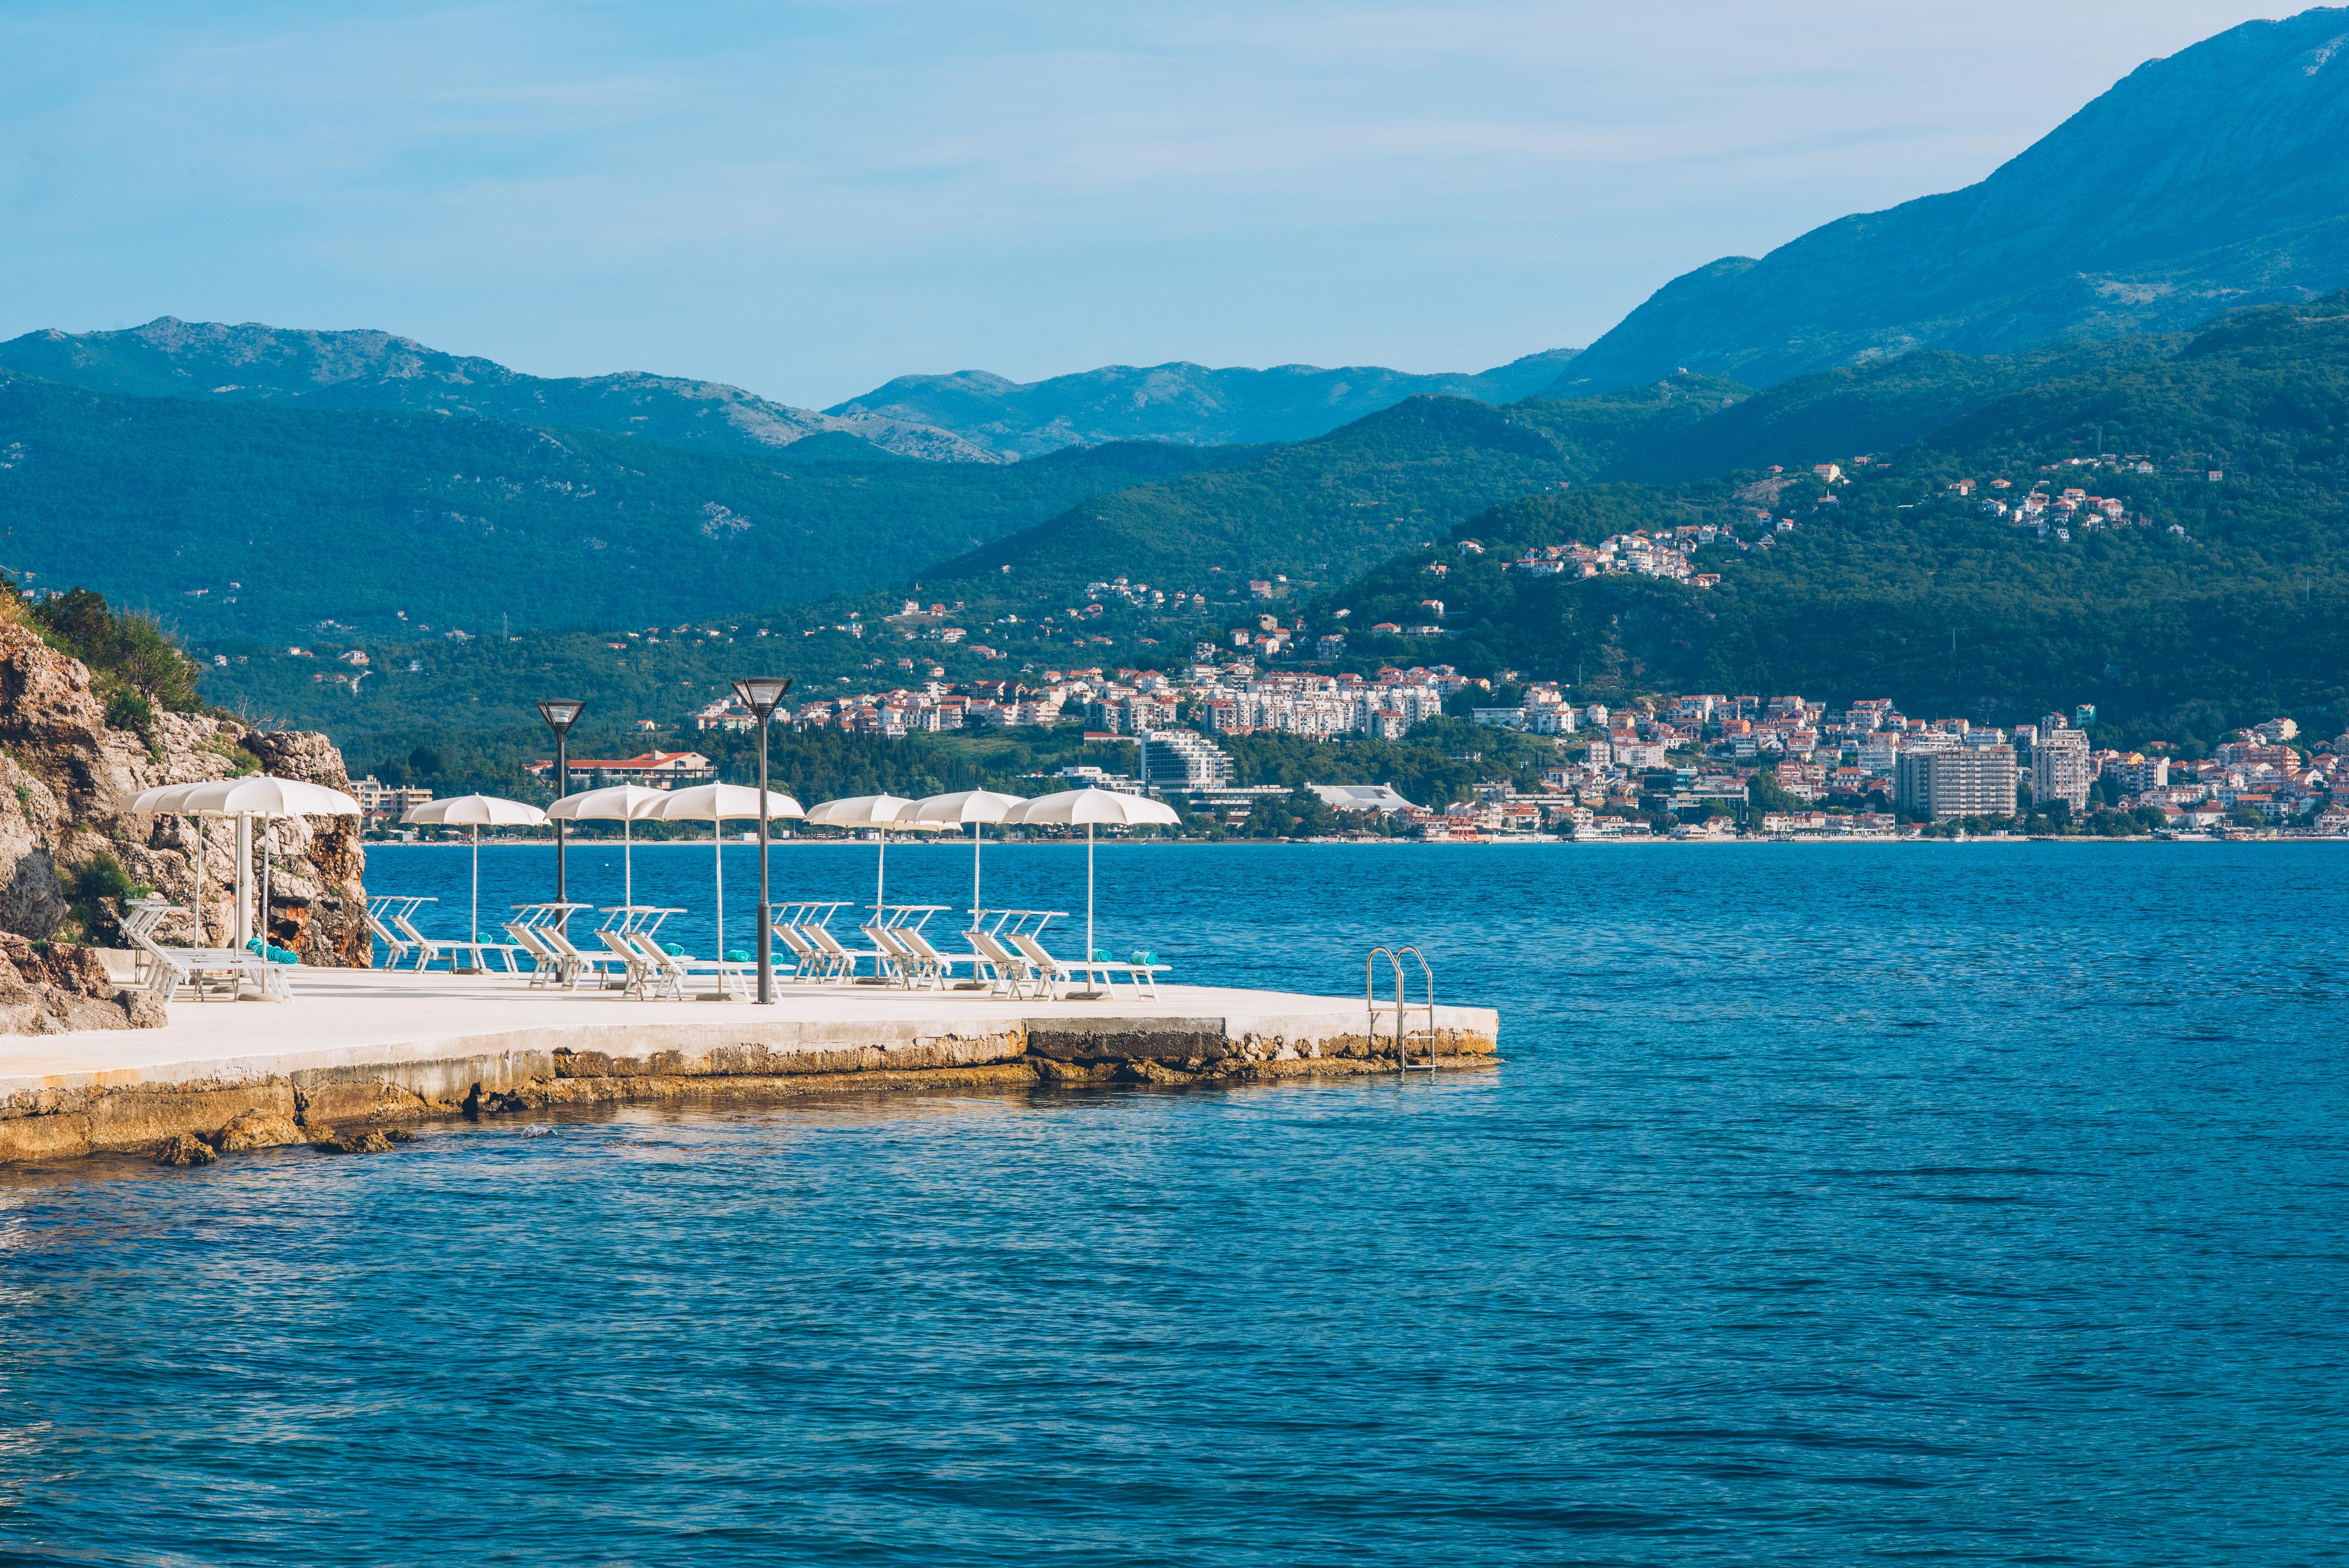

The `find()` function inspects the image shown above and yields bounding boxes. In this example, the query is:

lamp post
[536,698,585,927]
[731,677,793,1004]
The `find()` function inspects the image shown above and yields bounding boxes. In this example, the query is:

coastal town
[341,643,2346,842]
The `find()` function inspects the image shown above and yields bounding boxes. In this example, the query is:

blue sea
[3,840,2343,1565]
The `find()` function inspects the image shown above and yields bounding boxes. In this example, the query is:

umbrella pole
[971,821,982,929]
[1087,821,1096,963]
[191,816,204,946]
[877,829,886,922]
[262,824,272,953]
[714,816,724,963]
[471,824,481,958]
[624,817,633,917]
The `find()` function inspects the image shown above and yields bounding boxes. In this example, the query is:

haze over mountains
[823,352,1580,459]
[0,318,1003,464]
[0,320,1578,465]
[1560,8,2349,392]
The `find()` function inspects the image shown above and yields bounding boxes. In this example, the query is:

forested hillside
[0,372,1256,639]
[1327,296,2349,741]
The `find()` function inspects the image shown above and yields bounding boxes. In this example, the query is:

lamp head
[731,677,793,718]
[536,698,586,736]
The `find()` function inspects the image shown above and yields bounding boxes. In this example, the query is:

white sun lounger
[122,899,293,1003]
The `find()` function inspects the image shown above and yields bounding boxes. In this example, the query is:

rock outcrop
[0,619,369,1031]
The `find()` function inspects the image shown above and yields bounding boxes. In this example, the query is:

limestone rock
[0,620,371,986]
[211,1108,304,1152]
[153,1132,218,1166]
[311,1128,400,1154]
[0,932,150,1032]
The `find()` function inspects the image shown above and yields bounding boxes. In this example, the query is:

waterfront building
[2032,725,2092,810]
[1896,744,2018,819]
[1138,729,1235,791]
[524,750,715,787]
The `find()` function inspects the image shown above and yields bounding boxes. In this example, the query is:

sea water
[1,841,2342,1564]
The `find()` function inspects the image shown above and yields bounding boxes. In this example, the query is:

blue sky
[0,1,2293,406]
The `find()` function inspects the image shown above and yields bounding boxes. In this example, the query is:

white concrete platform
[0,969,1500,1096]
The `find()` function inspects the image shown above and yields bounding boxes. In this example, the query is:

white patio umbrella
[905,790,1028,928]
[803,794,949,918]
[546,784,670,912]
[157,775,362,949]
[1003,788,1180,963]
[638,783,803,962]
[402,795,548,945]
[130,781,214,943]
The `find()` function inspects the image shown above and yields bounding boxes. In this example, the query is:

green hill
[0,371,1257,640]
[0,317,996,463]
[903,381,1750,605]
[1322,295,2349,744]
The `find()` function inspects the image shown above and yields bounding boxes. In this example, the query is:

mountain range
[1559,8,2349,392]
[0,320,1578,465]
[821,351,1580,459]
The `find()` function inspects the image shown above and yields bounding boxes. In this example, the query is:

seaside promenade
[0,971,1501,1163]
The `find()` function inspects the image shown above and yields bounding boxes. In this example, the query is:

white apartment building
[1895,744,2018,819]
[1138,729,1236,791]
[2033,724,2093,810]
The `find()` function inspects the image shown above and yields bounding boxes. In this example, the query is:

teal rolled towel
[1129,950,1157,967]
[244,937,301,965]
[725,949,750,962]
[663,942,686,956]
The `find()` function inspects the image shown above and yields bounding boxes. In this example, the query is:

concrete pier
[0,971,1501,1162]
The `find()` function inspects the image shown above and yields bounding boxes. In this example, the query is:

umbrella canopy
[803,793,918,830]
[548,784,671,911]
[128,782,212,942]
[804,794,948,919]
[638,784,805,824]
[907,790,1029,927]
[132,775,359,948]
[177,775,362,818]
[638,785,805,964]
[1004,788,1179,964]
[130,782,205,814]
[404,795,547,944]
[404,794,547,828]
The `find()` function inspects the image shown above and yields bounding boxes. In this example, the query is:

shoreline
[0,972,1501,1166]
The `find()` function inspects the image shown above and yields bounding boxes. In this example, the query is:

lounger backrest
[898,927,951,968]
[1006,930,1064,974]
[807,925,854,961]
[863,922,912,962]
[968,929,1022,974]
[773,923,819,963]
[505,923,556,964]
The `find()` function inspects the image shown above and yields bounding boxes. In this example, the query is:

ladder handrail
[1394,945,1435,1070]
[1365,945,1437,1072]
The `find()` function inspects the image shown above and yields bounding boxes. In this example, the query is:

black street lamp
[731,676,793,1004]
[536,698,586,926]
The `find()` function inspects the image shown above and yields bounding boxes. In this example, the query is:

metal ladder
[1365,946,1438,1073]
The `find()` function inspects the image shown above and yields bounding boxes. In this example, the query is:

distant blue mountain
[825,350,1581,459]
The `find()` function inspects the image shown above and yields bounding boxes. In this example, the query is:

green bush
[58,850,144,946]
